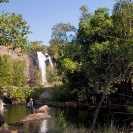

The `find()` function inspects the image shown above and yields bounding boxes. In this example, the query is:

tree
[76,4,133,133]
[112,0,133,39]
[55,4,133,132]
[30,41,46,51]
[0,55,14,86]
[12,59,26,86]
[0,12,31,50]
[0,0,9,3]
[49,22,77,63]
[51,22,76,44]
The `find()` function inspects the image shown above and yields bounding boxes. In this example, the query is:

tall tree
[112,0,133,39]
[49,22,76,60]
[51,22,76,44]
[0,12,31,49]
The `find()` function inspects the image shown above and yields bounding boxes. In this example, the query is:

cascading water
[37,52,47,85]
[37,52,54,85]
[45,53,54,70]
[0,99,4,112]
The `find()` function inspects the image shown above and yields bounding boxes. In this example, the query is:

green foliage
[7,86,33,103]
[30,41,47,52]
[112,0,133,39]
[29,88,45,100]
[0,54,14,86]
[12,59,26,86]
[53,2,133,107]
[0,12,31,50]
[53,85,71,102]
[49,22,77,63]
[0,0,9,3]
[48,39,59,59]
[55,111,67,131]
[95,122,122,133]
[46,65,59,84]
[0,55,27,87]
[51,22,76,44]
[0,54,29,102]
[60,58,78,73]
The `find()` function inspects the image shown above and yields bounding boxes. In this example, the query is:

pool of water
[3,104,133,133]
[3,104,89,133]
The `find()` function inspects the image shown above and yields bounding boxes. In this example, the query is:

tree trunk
[89,91,106,133]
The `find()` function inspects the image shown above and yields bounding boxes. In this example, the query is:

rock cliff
[0,46,37,83]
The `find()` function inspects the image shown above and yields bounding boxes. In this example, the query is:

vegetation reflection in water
[4,104,133,133]
[4,104,89,133]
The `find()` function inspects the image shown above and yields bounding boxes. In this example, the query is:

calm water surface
[4,104,133,133]
[4,104,89,133]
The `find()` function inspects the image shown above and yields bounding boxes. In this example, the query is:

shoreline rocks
[0,123,24,133]
[21,112,51,123]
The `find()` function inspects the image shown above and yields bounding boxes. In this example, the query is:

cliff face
[0,46,36,83]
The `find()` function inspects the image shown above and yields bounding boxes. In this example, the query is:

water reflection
[4,105,89,133]
[39,120,48,133]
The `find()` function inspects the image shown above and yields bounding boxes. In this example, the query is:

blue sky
[0,0,116,45]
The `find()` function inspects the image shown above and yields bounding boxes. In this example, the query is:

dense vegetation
[1,0,133,132]
[49,1,133,132]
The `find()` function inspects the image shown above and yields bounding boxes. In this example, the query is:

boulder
[40,92,52,101]
[21,112,51,123]
[36,105,50,113]
[0,123,24,133]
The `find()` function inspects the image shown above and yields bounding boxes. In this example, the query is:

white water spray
[0,99,4,114]
[37,52,54,85]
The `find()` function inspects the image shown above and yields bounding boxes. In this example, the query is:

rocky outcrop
[36,105,50,112]
[21,112,51,123]
[0,123,24,133]
[0,46,38,83]
[20,105,51,123]
[40,92,52,102]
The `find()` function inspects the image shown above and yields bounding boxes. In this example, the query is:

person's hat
[30,98,33,100]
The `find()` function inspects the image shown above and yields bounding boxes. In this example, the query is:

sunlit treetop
[0,0,9,3]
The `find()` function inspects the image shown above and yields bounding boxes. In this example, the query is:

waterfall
[0,100,4,114]
[37,52,47,85]
[37,52,54,85]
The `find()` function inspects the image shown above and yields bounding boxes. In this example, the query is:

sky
[0,0,116,45]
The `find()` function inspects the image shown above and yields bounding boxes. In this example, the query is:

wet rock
[36,105,50,112]
[21,112,51,123]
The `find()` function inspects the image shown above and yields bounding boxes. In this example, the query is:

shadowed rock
[40,92,52,102]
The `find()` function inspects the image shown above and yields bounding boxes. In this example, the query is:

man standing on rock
[27,98,35,114]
